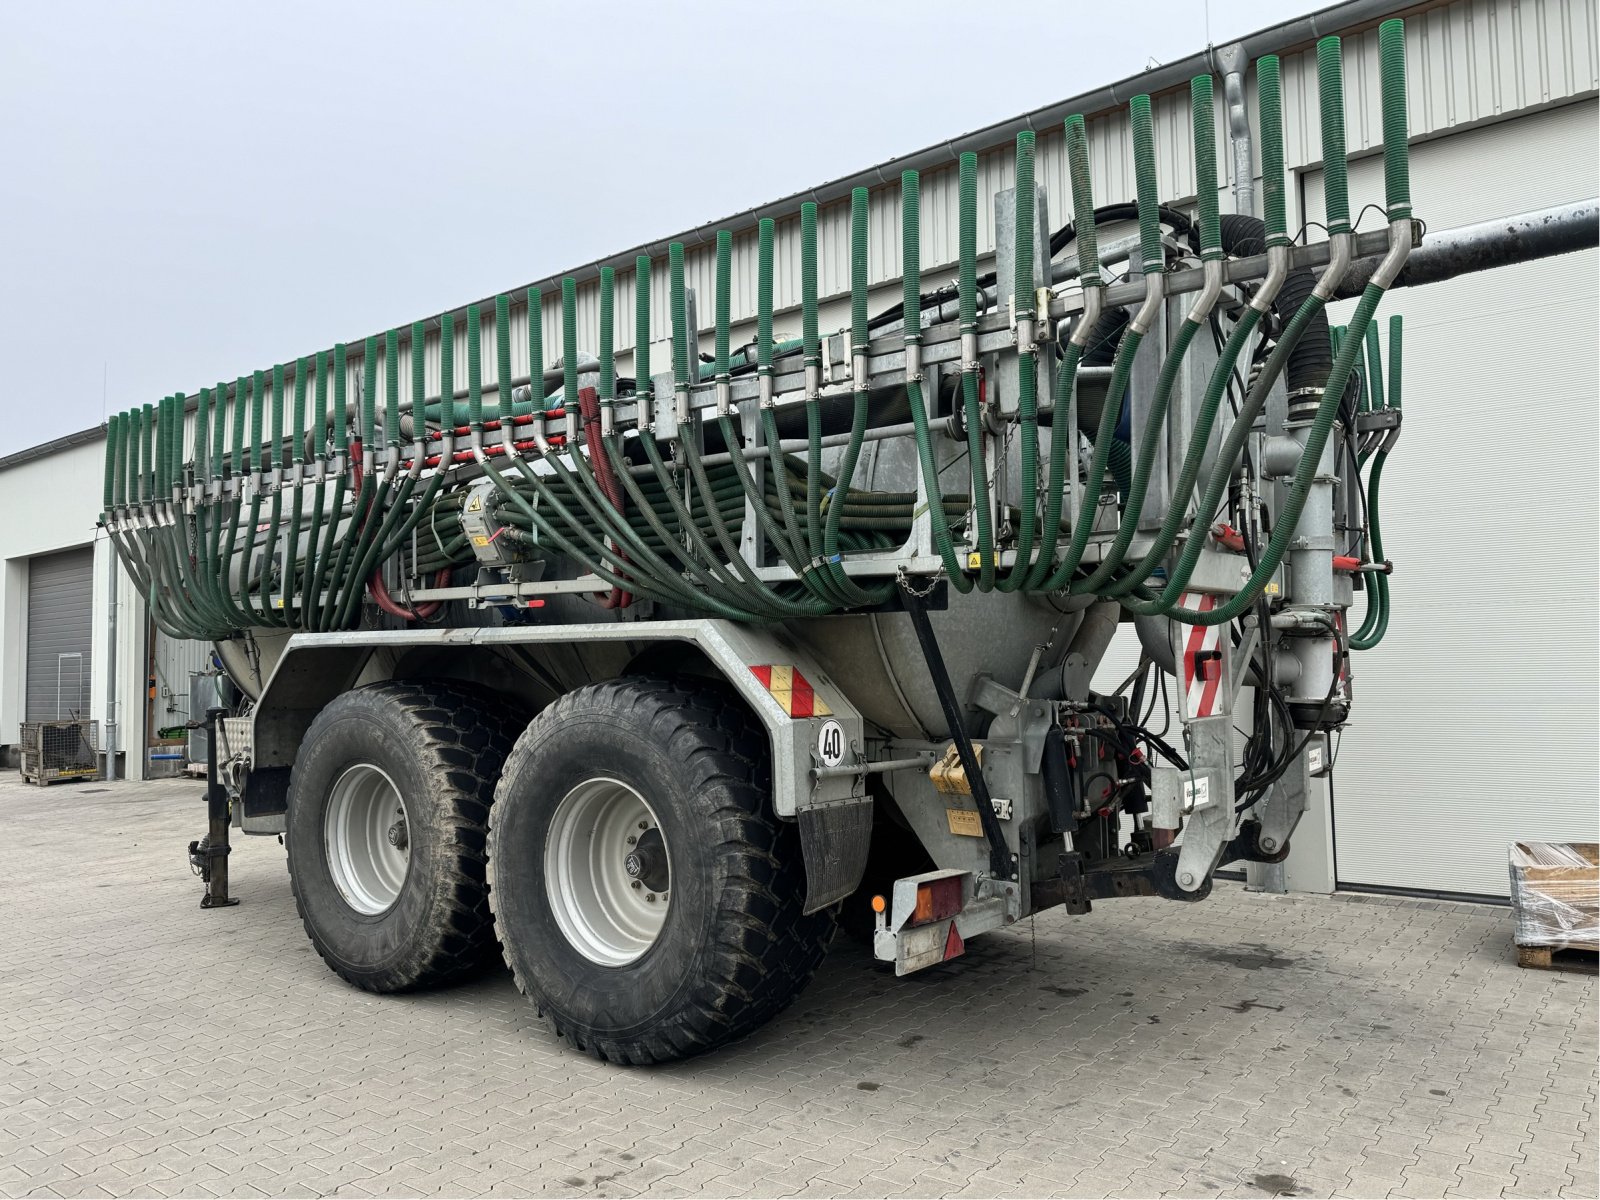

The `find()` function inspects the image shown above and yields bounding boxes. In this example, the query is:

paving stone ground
[0,775,1594,1199]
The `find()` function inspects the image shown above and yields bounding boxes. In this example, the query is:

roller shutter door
[1302,100,1599,896]
[26,547,95,722]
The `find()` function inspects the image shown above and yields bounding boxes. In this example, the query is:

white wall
[1301,99,1600,897]
[0,435,149,771]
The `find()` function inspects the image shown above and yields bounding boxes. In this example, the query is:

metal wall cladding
[170,0,1595,461]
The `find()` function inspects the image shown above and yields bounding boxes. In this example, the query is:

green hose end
[466,305,483,432]
[599,267,617,401]
[1388,314,1403,408]
[384,331,401,447]
[901,171,921,340]
[1129,95,1162,273]
[527,287,544,401]
[1379,18,1412,219]
[1363,323,1385,415]
[562,276,580,409]
[271,362,286,454]
[292,357,309,461]
[249,370,265,470]
[409,322,426,416]
[1256,55,1289,246]
[105,413,121,510]
[1064,114,1100,282]
[636,254,653,387]
[800,202,820,359]
[957,156,977,327]
[1190,75,1221,259]
[361,341,378,449]
[1013,131,1036,315]
[331,347,347,453]
[756,221,774,369]
[668,242,688,388]
[495,293,513,408]
[438,315,455,424]
[1317,36,1351,233]
[847,188,870,350]
[714,231,732,375]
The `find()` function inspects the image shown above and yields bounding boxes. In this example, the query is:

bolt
[1261,836,1278,852]
[638,821,648,831]
[631,880,641,890]
[645,894,656,903]
[1179,871,1195,887]
[626,835,637,845]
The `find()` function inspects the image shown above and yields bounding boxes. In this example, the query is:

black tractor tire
[285,680,523,993]
[488,675,836,1065]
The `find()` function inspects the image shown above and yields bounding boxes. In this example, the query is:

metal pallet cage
[19,720,101,785]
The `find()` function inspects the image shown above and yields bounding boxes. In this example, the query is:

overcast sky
[0,0,1326,454]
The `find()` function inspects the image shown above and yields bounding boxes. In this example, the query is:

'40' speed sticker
[815,720,845,768]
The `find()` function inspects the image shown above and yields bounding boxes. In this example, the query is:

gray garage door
[26,547,94,722]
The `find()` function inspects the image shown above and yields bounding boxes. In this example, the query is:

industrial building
[0,0,1593,901]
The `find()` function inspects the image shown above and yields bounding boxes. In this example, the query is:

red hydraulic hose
[368,566,450,621]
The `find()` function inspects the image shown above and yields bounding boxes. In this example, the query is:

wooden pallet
[1516,944,1599,974]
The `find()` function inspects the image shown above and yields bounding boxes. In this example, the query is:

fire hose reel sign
[816,720,845,768]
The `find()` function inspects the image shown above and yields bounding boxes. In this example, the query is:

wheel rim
[325,763,411,915]
[544,777,670,966]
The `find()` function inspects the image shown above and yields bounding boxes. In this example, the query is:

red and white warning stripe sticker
[1178,592,1224,720]
[749,665,833,719]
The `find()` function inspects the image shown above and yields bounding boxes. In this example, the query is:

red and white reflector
[748,664,832,719]
[943,922,965,962]
[1178,592,1224,720]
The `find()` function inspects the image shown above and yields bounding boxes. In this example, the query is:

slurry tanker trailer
[102,24,1596,1063]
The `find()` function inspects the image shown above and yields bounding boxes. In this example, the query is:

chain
[895,566,943,599]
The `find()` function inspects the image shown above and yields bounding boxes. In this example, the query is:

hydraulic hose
[1132,23,1412,626]
[954,157,996,591]
[1075,77,1224,596]
[1023,115,1101,592]
[900,168,971,590]
[1036,96,1165,593]
[1351,314,1401,650]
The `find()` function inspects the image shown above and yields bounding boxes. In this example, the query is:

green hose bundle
[100,40,1415,642]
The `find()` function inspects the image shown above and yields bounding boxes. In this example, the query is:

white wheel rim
[325,763,411,915]
[545,777,670,966]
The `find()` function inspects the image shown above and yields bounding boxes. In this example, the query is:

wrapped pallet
[1508,843,1598,968]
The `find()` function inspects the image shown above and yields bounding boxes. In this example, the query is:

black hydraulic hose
[899,582,1013,880]
[1049,201,1194,256]
[1216,213,1331,395]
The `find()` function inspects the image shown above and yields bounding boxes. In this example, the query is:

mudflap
[797,799,874,914]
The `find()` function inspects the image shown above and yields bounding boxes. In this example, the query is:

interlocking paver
[0,776,1594,1199]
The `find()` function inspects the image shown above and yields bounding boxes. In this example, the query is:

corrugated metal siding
[1282,0,1598,167]
[151,629,214,734]
[1302,98,1599,897]
[26,548,94,722]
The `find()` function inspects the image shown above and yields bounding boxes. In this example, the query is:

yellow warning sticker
[1263,581,1280,595]
[466,493,483,512]
[473,535,490,546]
[946,807,984,838]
